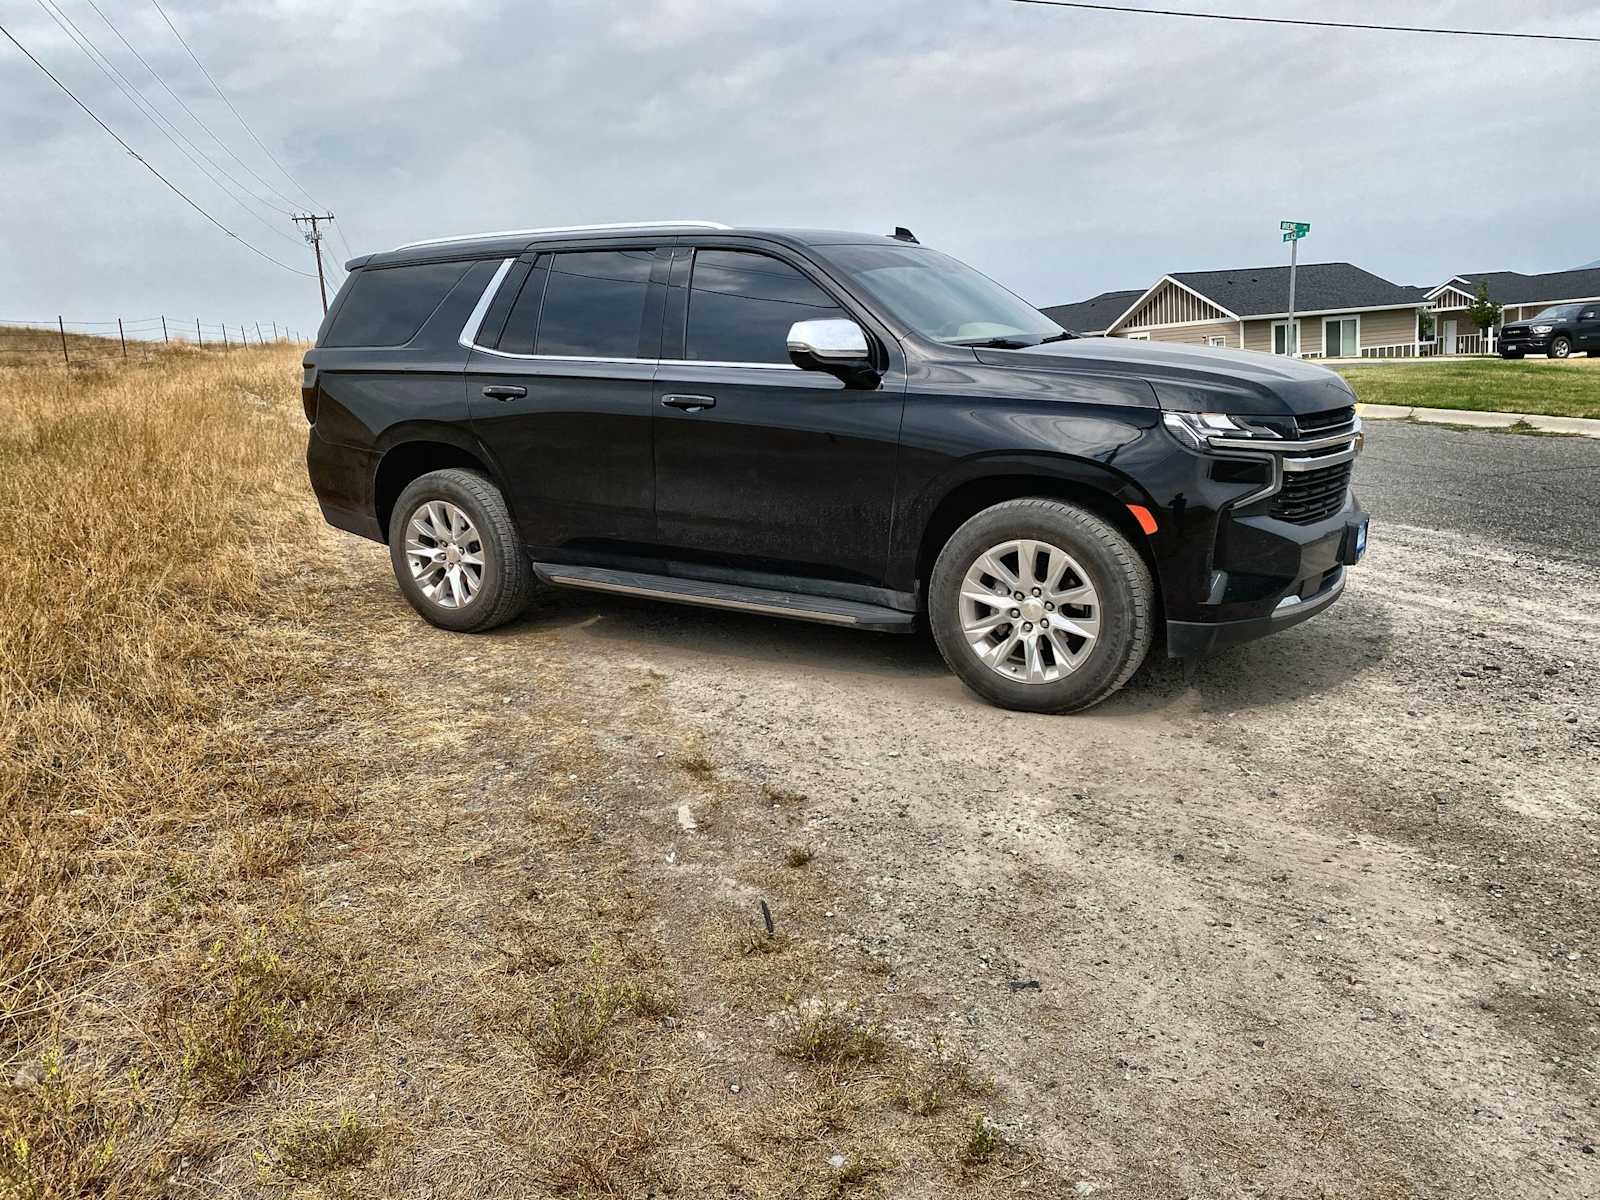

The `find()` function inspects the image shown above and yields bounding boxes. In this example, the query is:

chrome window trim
[457,258,515,350]
[457,255,802,369]
[662,358,801,371]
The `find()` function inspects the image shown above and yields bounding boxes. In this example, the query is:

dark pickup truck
[1498,302,1600,359]
[303,222,1367,712]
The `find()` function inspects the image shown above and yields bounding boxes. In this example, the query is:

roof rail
[394,220,732,251]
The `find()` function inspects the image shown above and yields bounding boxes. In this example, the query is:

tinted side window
[534,250,656,357]
[685,250,841,364]
[323,261,471,347]
[494,260,552,356]
[473,259,534,351]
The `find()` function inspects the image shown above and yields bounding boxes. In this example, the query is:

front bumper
[1499,334,1550,354]
[1164,501,1367,657]
[1147,416,1368,658]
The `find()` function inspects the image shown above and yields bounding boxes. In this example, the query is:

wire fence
[0,315,312,367]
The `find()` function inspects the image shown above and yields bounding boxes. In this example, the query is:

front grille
[1295,406,1355,436]
[1271,459,1353,524]
[1502,325,1528,337]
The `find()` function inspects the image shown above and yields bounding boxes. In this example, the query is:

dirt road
[355,438,1600,1196]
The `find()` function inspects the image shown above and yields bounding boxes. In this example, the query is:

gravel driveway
[406,422,1600,1195]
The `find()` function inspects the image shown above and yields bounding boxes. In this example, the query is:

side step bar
[531,563,916,632]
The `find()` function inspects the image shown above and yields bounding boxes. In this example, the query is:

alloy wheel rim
[404,500,485,609]
[958,538,1100,684]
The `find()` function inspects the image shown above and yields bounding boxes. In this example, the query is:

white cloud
[3,0,1596,328]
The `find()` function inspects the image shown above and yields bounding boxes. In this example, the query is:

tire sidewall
[389,473,510,632]
[929,501,1150,713]
[1551,337,1571,359]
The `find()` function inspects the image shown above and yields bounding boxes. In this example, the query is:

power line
[1000,1,1600,43]
[30,0,304,249]
[80,0,308,214]
[0,20,316,277]
[148,0,330,211]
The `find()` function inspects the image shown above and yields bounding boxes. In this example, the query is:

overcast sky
[3,0,1598,337]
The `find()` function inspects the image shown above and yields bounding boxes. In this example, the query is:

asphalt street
[1357,419,1600,564]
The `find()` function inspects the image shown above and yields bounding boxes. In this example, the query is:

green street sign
[1280,220,1310,240]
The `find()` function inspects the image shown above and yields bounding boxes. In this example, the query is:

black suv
[303,222,1368,712]
[1498,302,1600,359]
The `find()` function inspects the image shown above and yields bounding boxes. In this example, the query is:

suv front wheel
[388,468,537,632]
[929,498,1154,713]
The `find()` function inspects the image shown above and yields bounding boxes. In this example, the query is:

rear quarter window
[322,261,472,347]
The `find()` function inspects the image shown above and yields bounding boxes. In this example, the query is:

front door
[650,245,906,587]
[464,245,668,564]
[1440,318,1457,356]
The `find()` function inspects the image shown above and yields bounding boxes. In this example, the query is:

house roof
[1440,267,1600,305]
[1167,262,1425,318]
[1039,289,1146,334]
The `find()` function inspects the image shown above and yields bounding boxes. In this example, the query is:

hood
[973,336,1357,417]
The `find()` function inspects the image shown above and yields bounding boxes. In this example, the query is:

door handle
[662,393,715,412]
[482,385,527,401]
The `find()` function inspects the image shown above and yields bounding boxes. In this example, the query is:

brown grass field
[0,342,1054,1198]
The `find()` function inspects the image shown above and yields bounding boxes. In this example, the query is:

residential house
[1044,262,1429,358]
[1424,267,1600,354]
[1039,289,1146,337]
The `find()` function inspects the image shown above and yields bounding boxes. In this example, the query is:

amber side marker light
[1127,504,1158,535]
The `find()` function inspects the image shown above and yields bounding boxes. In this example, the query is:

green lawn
[1337,357,1600,420]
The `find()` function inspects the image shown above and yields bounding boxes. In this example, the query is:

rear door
[463,243,669,565]
[1577,303,1600,351]
[650,243,906,587]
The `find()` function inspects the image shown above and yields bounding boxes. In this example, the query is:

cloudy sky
[3,0,1598,337]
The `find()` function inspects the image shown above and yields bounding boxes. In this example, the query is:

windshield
[1530,304,1580,322]
[825,243,1065,346]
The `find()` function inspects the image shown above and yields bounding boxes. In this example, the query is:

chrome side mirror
[786,318,880,387]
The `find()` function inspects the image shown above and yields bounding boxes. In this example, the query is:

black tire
[928,498,1154,714]
[388,468,537,633]
[1550,336,1572,360]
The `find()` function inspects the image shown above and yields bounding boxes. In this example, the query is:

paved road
[1358,419,1600,563]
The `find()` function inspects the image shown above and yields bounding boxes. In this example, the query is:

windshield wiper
[1036,331,1078,344]
[949,336,1034,349]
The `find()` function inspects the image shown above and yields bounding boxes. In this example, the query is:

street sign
[1281,220,1310,241]
[1280,222,1310,356]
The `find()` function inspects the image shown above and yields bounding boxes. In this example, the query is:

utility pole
[292,212,337,314]
[1279,220,1310,356]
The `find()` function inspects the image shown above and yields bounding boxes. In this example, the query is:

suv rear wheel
[929,498,1154,713]
[388,468,537,632]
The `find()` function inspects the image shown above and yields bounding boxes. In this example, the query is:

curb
[1356,403,1600,439]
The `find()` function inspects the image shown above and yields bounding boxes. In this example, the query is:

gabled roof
[1430,267,1600,305]
[1039,289,1145,335]
[1168,262,1425,319]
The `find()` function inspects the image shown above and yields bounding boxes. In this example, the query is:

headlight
[1532,325,1554,334]
[1162,412,1284,449]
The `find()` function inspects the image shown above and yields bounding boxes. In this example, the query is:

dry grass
[781,1005,891,1069]
[256,1110,378,1182]
[0,345,1053,1198]
[0,345,344,1194]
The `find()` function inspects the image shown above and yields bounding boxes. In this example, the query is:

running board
[531,563,916,632]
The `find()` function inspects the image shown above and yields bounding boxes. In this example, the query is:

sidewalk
[1357,403,1600,438]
